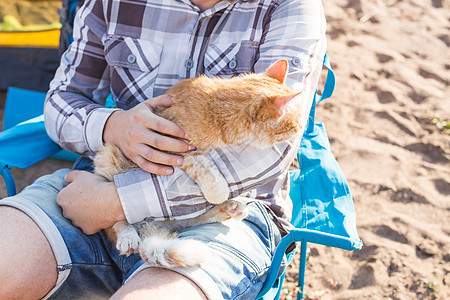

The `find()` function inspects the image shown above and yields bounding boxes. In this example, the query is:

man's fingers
[134,156,175,175]
[132,122,190,152]
[145,94,173,109]
[140,96,187,140]
[64,170,82,183]
[136,144,184,166]
[136,111,187,141]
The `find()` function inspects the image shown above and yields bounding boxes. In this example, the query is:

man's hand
[57,170,125,235]
[103,94,192,175]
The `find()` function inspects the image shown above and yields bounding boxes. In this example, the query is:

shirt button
[228,59,237,69]
[127,54,136,64]
[185,59,194,69]
[291,56,301,67]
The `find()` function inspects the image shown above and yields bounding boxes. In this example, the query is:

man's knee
[0,206,58,299]
[112,267,207,300]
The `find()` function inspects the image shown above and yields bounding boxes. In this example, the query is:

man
[0,0,326,298]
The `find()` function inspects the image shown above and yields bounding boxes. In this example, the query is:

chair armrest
[256,228,363,299]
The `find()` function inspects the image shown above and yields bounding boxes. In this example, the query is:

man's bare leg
[0,206,58,299]
[111,268,208,300]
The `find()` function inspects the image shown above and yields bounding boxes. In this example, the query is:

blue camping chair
[0,54,362,299]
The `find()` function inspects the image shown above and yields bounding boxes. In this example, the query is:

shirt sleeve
[115,0,327,224]
[44,0,118,158]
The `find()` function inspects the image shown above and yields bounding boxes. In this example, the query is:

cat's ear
[265,59,289,84]
[272,91,301,118]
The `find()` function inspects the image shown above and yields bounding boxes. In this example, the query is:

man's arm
[44,0,113,157]
[44,0,190,174]
[114,0,327,224]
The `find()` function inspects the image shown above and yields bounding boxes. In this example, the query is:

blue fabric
[0,115,62,169]
[317,53,335,103]
[1,87,117,165]
[288,122,361,247]
[3,87,47,130]
[2,87,79,163]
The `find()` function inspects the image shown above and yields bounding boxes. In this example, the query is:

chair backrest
[3,87,80,162]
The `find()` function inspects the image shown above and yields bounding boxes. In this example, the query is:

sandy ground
[0,0,449,299]
[279,0,450,299]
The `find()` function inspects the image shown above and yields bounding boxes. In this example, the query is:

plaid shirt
[44,0,326,224]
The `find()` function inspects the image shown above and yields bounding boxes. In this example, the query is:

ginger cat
[94,59,302,268]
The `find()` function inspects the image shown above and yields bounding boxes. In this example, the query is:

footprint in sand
[371,224,410,244]
[376,52,394,64]
[415,239,440,259]
[376,90,397,104]
[351,244,378,261]
[349,263,377,289]
[432,178,450,196]
[390,187,429,204]
[374,111,418,137]
[328,24,347,40]
[418,66,449,85]
[349,260,388,289]
[347,40,361,47]
[408,90,428,104]
[431,0,443,8]
[437,33,449,47]
[405,142,449,164]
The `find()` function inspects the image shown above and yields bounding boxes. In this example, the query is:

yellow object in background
[0,0,62,48]
[0,29,60,48]
[0,15,61,48]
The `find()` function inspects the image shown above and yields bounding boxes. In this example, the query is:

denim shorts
[0,168,285,299]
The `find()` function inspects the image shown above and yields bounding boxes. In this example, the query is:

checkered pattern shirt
[44,0,327,224]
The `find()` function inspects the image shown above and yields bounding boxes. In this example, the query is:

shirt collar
[177,0,240,17]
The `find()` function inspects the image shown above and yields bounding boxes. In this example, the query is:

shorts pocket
[104,35,163,106]
[204,40,259,78]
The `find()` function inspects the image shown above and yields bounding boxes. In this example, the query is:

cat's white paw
[223,200,248,221]
[200,176,230,204]
[116,229,141,256]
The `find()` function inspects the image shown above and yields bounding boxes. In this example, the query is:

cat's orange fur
[158,72,300,148]
[94,59,302,268]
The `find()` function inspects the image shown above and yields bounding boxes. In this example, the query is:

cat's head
[240,59,303,146]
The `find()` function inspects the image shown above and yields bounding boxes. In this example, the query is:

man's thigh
[0,206,57,299]
[112,267,207,300]
[0,169,134,299]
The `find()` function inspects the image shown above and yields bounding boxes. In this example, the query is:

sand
[279,0,450,299]
[0,0,449,299]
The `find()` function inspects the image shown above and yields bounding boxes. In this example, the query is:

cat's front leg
[112,221,141,256]
[182,152,229,204]
[164,198,249,230]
